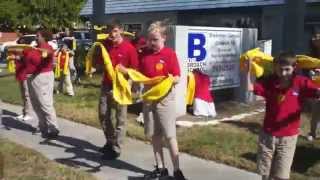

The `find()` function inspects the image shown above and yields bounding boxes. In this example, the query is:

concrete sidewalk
[0,102,260,180]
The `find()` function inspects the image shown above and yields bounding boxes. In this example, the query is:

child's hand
[118,64,128,74]
[169,74,180,84]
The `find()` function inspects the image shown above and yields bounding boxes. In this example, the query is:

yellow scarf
[55,51,70,78]
[185,72,195,105]
[240,48,320,78]
[85,42,174,105]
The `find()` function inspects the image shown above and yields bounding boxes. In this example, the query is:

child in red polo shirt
[246,52,320,180]
[139,21,186,180]
[55,44,75,96]
[24,30,59,139]
[95,20,139,160]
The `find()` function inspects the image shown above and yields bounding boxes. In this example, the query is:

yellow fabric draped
[240,48,320,78]
[296,55,320,69]
[72,39,77,51]
[185,72,195,105]
[96,32,135,41]
[97,33,109,40]
[55,52,70,78]
[7,57,16,73]
[85,42,115,80]
[94,25,107,31]
[6,45,33,73]
[112,66,132,105]
[85,42,174,105]
[240,48,274,78]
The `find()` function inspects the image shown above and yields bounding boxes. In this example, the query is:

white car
[0,34,37,52]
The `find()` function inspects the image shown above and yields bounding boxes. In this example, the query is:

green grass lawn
[1,74,320,180]
[0,138,96,180]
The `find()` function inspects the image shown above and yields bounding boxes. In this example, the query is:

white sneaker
[22,115,32,121]
[16,114,24,120]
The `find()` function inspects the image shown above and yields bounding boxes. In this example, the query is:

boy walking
[96,20,139,160]
[246,52,320,180]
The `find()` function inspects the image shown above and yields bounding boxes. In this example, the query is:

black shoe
[101,149,120,160]
[173,169,186,180]
[144,166,169,180]
[99,143,113,153]
[44,129,60,139]
[31,127,41,135]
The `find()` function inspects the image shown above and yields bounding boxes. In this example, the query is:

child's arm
[244,58,254,91]
[244,58,266,97]
[173,76,180,84]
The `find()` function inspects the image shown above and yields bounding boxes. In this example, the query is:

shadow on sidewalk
[42,136,149,175]
[1,109,149,177]
[1,110,35,132]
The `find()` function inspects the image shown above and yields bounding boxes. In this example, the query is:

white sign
[258,40,272,55]
[175,26,242,90]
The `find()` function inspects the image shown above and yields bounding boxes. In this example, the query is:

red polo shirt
[15,58,26,81]
[96,40,139,86]
[23,48,42,75]
[23,43,54,75]
[254,74,320,137]
[37,43,54,73]
[140,47,180,78]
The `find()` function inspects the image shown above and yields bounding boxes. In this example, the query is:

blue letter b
[188,33,206,62]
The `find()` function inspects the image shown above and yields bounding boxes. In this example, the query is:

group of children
[93,19,320,180]
[9,20,320,180]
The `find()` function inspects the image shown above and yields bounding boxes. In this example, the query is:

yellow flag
[7,59,16,73]
[296,55,320,69]
[240,48,274,78]
[185,72,195,105]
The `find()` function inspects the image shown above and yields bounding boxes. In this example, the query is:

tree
[0,0,26,31]
[0,0,86,31]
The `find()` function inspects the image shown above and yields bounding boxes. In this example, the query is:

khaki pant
[257,131,298,179]
[57,70,74,96]
[99,84,127,153]
[143,87,176,139]
[19,80,34,117]
[310,100,320,137]
[27,71,59,133]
